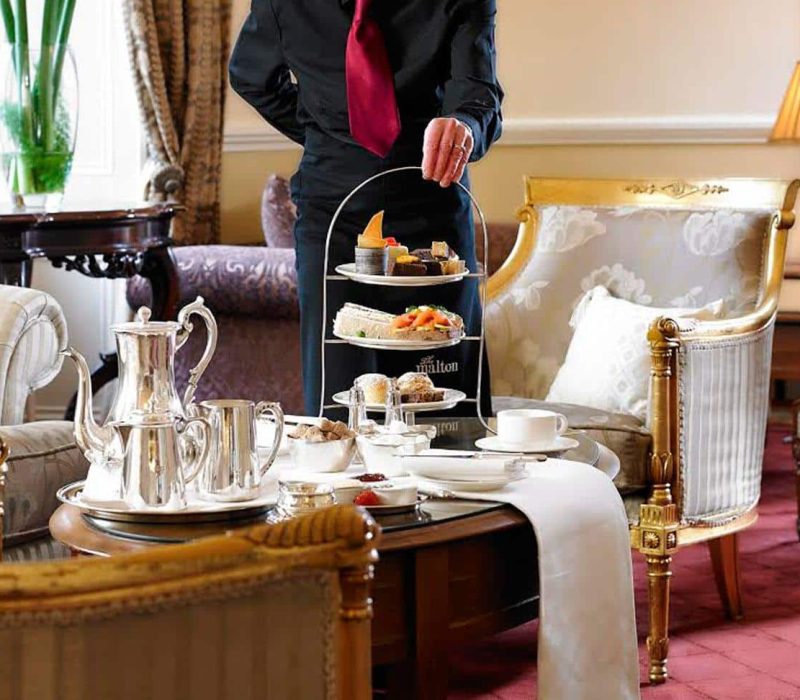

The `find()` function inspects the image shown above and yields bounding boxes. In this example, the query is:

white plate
[332,388,466,412]
[419,476,513,492]
[475,435,580,454]
[333,330,464,351]
[335,263,469,286]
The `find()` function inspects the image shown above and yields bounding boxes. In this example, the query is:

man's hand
[421,117,474,188]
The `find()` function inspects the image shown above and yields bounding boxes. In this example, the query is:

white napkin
[448,458,640,700]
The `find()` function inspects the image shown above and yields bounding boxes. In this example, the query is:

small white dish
[475,435,579,454]
[372,480,418,506]
[419,476,513,492]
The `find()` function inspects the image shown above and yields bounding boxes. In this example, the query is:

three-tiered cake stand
[318,165,491,432]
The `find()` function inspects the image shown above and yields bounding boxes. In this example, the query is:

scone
[397,371,445,403]
[357,373,389,405]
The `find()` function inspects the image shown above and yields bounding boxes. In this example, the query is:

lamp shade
[772,61,800,141]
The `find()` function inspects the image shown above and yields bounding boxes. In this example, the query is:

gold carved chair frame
[488,176,800,684]
[0,436,378,700]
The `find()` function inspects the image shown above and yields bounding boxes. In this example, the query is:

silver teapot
[63,297,218,498]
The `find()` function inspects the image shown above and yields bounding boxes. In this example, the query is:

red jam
[355,473,388,483]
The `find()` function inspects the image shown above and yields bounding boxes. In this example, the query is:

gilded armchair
[0,483,379,700]
[486,177,799,684]
[0,285,87,555]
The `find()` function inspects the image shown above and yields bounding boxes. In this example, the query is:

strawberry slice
[354,490,381,506]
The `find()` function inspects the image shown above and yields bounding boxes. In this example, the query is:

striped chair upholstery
[0,285,88,552]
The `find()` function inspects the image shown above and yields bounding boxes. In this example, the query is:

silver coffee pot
[63,296,218,492]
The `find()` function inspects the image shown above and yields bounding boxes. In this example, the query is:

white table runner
[445,458,640,700]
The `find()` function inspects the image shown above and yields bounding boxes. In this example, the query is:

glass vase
[0,44,78,209]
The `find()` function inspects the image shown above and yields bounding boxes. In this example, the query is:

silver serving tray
[57,481,274,524]
[365,496,426,515]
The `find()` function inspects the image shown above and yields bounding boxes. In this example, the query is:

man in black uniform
[230,0,503,417]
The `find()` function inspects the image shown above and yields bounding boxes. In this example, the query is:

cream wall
[222,0,800,244]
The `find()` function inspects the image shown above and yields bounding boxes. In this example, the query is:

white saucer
[419,476,513,492]
[475,435,580,454]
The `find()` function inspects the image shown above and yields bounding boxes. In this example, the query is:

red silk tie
[345,0,401,157]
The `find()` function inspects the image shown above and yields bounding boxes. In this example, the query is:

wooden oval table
[49,420,604,699]
[51,499,538,700]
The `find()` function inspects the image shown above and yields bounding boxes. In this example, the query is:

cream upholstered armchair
[0,285,87,557]
[486,177,799,684]
[0,496,378,700]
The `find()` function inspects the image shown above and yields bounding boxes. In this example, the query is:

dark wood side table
[0,202,181,419]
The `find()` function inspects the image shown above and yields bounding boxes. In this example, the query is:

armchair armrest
[127,245,299,321]
[671,323,773,524]
[643,209,791,529]
[0,286,67,425]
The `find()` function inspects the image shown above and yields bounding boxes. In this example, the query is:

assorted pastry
[333,474,419,507]
[389,241,466,278]
[356,371,445,405]
[289,419,355,442]
[334,303,464,342]
[353,210,465,278]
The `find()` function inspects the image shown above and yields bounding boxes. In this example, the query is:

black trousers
[291,129,491,418]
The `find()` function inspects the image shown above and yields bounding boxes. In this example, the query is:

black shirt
[229,0,503,161]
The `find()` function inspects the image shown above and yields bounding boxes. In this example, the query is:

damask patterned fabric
[678,325,773,524]
[0,573,338,699]
[127,246,299,320]
[493,396,652,494]
[262,175,297,249]
[1,421,88,544]
[175,316,304,413]
[486,206,770,401]
[0,286,67,426]
[122,0,232,244]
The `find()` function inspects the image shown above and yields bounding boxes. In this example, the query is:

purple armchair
[128,175,517,415]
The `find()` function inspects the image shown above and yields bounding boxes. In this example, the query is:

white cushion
[546,286,723,421]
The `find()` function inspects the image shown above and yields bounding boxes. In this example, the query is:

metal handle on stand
[319,165,492,433]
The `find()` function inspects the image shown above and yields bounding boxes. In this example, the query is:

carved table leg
[64,352,119,421]
[413,546,450,700]
[646,553,672,684]
[0,258,32,286]
[793,399,800,540]
[140,243,180,322]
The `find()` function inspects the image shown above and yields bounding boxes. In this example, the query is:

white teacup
[496,409,568,447]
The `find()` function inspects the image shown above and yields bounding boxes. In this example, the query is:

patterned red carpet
[448,427,800,699]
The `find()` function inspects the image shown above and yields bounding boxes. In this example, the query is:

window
[30,0,144,418]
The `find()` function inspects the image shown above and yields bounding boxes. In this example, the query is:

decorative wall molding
[223,114,776,153]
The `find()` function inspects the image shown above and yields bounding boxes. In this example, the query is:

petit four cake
[385,237,409,264]
[387,240,465,277]
[355,211,388,275]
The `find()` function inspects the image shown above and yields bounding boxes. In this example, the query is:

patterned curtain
[122,0,232,244]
